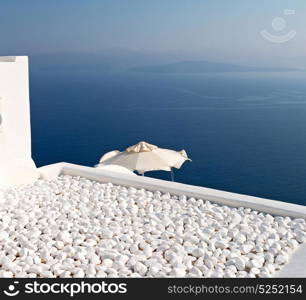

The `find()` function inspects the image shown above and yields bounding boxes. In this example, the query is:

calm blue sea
[29,67,306,205]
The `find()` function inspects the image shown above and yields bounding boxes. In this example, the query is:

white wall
[0,56,38,188]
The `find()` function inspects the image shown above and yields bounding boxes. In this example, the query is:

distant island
[131,61,301,73]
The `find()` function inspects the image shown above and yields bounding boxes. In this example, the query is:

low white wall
[39,162,306,219]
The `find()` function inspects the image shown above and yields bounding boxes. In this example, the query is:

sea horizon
[28,61,306,206]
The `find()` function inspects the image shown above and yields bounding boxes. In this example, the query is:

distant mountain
[131,61,301,73]
[26,50,304,74]
[29,48,179,72]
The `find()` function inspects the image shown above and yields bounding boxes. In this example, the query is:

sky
[0,0,306,66]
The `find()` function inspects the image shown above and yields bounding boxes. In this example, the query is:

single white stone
[28,265,43,275]
[240,244,253,254]
[250,267,260,275]
[0,256,12,268]
[227,257,245,271]
[183,234,199,244]
[60,271,72,278]
[130,272,141,278]
[277,227,288,236]
[271,242,282,251]
[258,271,271,278]
[264,253,274,264]
[224,271,236,278]
[0,231,9,240]
[171,268,186,277]
[143,246,153,258]
[148,266,160,276]
[55,241,65,250]
[115,255,129,266]
[231,213,242,226]
[73,269,85,278]
[96,270,107,277]
[134,262,147,276]
[236,271,248,278]
[210,270,223,278]
[214,240,228,249]
[234,233,246,243]
[248,258,264,269]
[268,247,278,256]
[164,250,177,262]
[266,264,275,274]
[57,231,72,244]
[0,271,14,278]
[88,254,101,265]
[191,248,204,258]
[275,254,289,265]
[102,258,113,268]
[189,267,202,277]
[287,239,299,249]
[295,230,306,243]
[254,245,264,253]
[86,264,96,277]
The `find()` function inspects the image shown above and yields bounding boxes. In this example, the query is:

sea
[29,66,306,206]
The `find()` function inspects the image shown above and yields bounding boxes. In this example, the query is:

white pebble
[101,229,114,239]
[295,230,306,243]
[275,254,289,265]
[228,257,245,271]
[102,258,113,268]
[240,244,253,254]
[0,175,304,279]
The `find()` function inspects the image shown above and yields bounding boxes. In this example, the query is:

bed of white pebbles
[0,175,306,278]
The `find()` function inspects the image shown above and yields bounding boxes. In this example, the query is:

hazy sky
[0,0,305,66]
